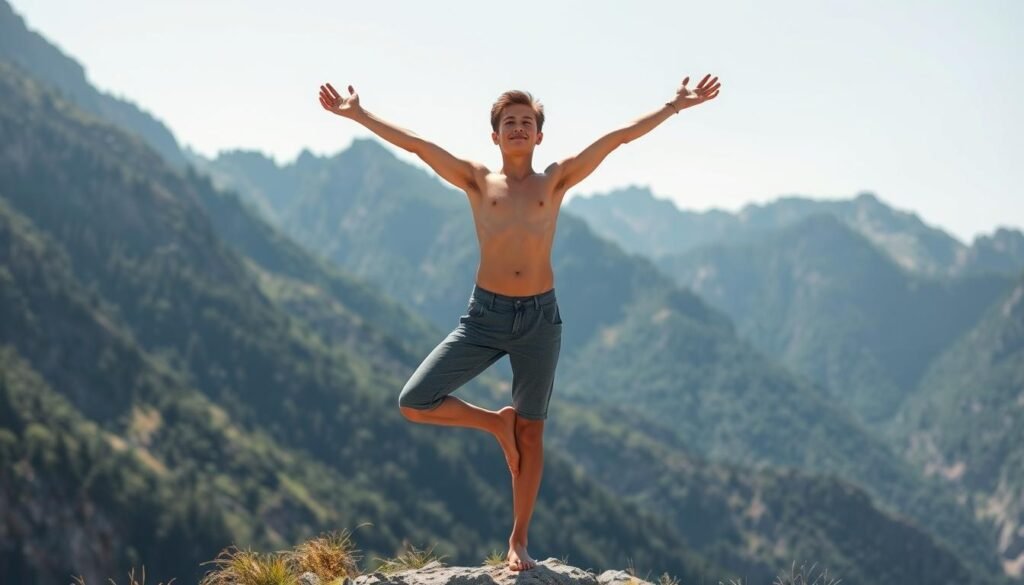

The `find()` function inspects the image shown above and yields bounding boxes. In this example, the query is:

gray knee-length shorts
[398,284,563,420]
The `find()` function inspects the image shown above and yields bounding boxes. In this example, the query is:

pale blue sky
[10,0,1021,242]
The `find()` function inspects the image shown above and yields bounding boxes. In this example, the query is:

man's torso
[465,167,565,296]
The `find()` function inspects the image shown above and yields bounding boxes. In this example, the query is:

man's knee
[515,417,545,447]
[399,405,423,420]
[399,395,439,420]
[398,388,428,419]
[398,382,425,412]
[399,385,443,419]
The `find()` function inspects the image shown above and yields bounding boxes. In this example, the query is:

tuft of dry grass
[371,541,446,574]
[484,549,506,567]
[283,528,363,581]
[71,566,174,585]
[199,546,297,585]
[624,557,653,585]
[772,561,841,585]
[657,572,680,585]
[624,557,635,576]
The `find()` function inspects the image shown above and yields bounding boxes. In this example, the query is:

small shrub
[199,546,297,585]
[284,528,362,580]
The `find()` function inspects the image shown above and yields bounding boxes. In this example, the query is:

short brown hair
[490,90,545,132]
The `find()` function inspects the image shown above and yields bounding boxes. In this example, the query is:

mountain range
[564,185,1024,277]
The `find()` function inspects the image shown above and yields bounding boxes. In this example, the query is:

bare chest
[475,175,559,233]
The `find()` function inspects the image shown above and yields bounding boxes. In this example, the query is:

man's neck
[500,152,536,181]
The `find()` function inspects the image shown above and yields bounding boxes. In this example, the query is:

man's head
[491,90,544,153]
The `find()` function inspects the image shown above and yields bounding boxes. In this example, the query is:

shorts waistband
[471,284,557,310]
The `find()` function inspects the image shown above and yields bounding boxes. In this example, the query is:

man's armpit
[466,162,490,194]
[545,160,570,191]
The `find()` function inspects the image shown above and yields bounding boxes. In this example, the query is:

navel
[538,201,544,206]
[492,201,497,206]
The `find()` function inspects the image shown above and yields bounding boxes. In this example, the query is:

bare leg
[507,417,544,571]
[400,396,520,477]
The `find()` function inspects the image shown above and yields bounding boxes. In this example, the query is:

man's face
[492,103,543,153]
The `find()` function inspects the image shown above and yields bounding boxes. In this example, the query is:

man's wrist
[346,107,368,122]
[665,101,680,114]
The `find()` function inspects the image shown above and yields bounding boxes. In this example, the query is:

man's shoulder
[542,161,569,191]
[461,162,491,196]
[468,161,492,182]
[542,161,562,177]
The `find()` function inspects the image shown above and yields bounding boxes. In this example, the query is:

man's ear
[535,131,543,145]
[492,131,499,145]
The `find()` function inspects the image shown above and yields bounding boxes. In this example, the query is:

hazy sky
[10,0,1021,242]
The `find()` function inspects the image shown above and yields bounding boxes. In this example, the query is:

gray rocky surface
[340,559,655,585]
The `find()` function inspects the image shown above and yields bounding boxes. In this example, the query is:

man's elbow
[405,137,431,156]
[618,127,639,145]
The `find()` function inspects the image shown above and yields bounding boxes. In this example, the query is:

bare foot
[506,541,536,571]
[495,406,520,477]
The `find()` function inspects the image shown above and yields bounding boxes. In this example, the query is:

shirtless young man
[317,75,721,572]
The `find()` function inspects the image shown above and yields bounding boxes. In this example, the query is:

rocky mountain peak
[298,559,659,585]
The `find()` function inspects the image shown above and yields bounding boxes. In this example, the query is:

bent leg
[399,328,505,430]
[398,328,521,475]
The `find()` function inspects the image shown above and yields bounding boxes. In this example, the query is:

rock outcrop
[297,559,657,585]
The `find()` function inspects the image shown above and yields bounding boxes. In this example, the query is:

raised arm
[318,82,486,193]
[553,74,721,192]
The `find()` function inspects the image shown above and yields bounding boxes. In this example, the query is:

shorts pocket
[468,299,486,318]
[540,302,563,325]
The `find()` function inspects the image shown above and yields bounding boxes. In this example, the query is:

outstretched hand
[670,74,721,111]
[319,82,362,117]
